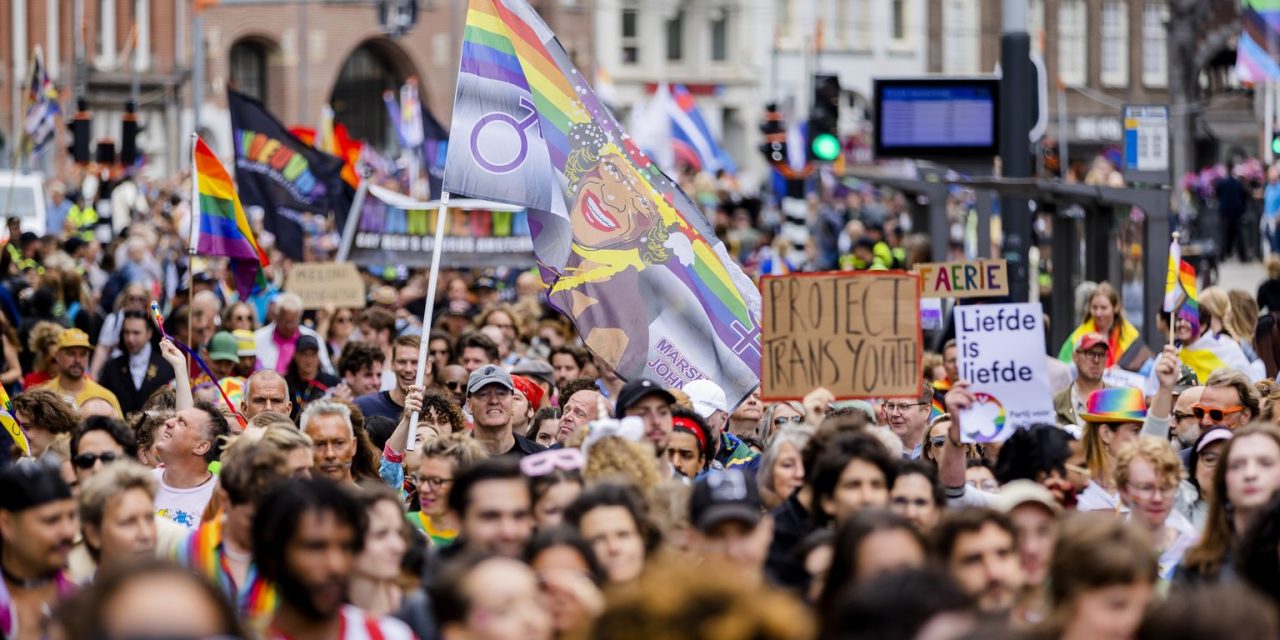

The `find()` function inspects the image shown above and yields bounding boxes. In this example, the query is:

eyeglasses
[1078,349,1108,362]
[772,415,803,428]
[74,451,120,469]
[1171,410,1193,422]
[1191,404,1245,423]
[413,476,454,490]
[1126,483,1178,500]
[882,402,926,414]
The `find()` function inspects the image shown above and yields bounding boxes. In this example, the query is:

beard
[275,566,343,621]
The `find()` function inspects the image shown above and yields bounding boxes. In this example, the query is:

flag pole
[405,190,451,451]
[1169,231,1179,347]
[188,133,200,371]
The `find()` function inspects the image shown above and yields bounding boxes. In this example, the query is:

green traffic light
[1272,136,1280,156]
[811,133,840,161]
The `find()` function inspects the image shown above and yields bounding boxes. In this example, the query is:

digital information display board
[873,78,1000,159]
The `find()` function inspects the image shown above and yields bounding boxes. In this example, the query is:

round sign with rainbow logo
[961,392,1010,443]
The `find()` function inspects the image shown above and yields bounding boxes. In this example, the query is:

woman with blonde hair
[1076,388,1146,512]
[1114,437,1197,581]
[1057,281,1151,371]
[23,321,63,389]
[1178,286,1259,382]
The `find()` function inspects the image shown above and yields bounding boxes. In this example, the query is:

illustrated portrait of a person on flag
[550,121,676,375]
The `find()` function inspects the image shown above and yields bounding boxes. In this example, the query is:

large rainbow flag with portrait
[442,0,761,404]
[190,136,270,300]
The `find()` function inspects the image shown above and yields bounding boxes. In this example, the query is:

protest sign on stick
[954,303,1055,442]
[761,272,922,401]
[915,259,1009,299]
[284,262,366,310]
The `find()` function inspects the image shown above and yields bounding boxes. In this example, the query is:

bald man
[1171,386,1204,451]
[241,370,293,420]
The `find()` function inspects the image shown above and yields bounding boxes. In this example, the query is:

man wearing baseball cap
[1053,333,1109,428]
[468,365,545,457]
[684,380,759,473]
[0,461,78,639]
[688,469,773,583]
[38,328,122,415]
[614,378,676,454]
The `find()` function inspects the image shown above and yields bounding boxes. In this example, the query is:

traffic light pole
[999,0,1033,302]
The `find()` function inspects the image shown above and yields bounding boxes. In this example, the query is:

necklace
[1,563,53,590]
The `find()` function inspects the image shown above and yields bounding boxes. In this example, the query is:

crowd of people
[5,167,1280,640]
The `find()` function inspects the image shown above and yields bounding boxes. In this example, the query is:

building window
[891,0,908,42]
[229,40,267,103]
[942,0,979,73]
[1143,2,1169,87]
[1101,1,1128,86]
[1028,0,1045,52]
[710,9,729,62]
[331,44,404,151]
[95,0,117,69]
[621,7,639,65]
[666,9,685,62]
[778,0,792,39]
[839,0,871,49]
[1057,0,1087,86]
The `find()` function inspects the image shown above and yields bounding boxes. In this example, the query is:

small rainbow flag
[190,136,269,300]
[1163,240,1200,339]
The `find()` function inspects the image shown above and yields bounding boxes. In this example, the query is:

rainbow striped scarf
[177,516,278,631]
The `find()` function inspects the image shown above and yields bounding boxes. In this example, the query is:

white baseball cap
[684,379,728,419]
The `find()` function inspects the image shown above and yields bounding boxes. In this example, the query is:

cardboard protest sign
[284,262,366,310]
[954,303,1055,442]
[915,259,1009,299]
[761,272,922,401]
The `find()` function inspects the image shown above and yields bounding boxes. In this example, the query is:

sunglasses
[772,415,803,428]
[444,381,465,391]
[1191,404,1245,423]
[74,451,120,469]
[520,448,585,477]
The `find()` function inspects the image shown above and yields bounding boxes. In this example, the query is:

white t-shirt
[152,467,216,531]
[265,605,414,640]
[1076,480,1127,513]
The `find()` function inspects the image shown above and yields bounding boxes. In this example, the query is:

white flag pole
[405,190,451,451]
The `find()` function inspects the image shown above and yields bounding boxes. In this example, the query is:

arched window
[229,40,268,102]
[331,44,406,150]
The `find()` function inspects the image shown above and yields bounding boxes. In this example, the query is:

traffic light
[1272,131,1280,158]
[121,100,140,168]
[758,103,787,164]
[808,74,841,162]
[67,98,91,165]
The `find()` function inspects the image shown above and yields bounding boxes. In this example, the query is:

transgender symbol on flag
[470,97,543,174]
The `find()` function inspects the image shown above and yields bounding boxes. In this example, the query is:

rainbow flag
[190,136,269,299]
[1164,240,1200,340]
[442,0,761,405]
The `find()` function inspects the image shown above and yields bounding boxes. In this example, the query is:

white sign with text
[955,303,1056,443]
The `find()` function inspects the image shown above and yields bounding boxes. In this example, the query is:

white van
[0,171,47,239]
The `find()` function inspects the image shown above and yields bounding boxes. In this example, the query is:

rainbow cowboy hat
[1079,387,1147,424]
